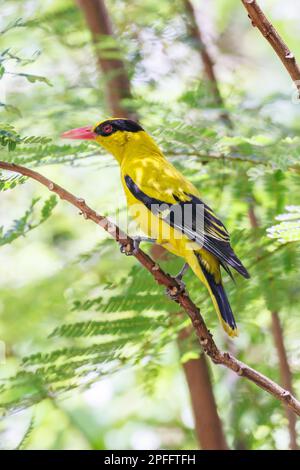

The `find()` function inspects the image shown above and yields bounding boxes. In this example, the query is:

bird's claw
[120,237,156,256]
[165,277,187,300]
[120,241,137,256]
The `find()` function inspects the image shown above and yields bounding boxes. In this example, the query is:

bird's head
[61,118,156,163]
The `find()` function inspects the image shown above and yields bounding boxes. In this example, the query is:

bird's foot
[120,236,157,256]
[176,262,189,280]
[165,263,189,300]
[165,277,187,301]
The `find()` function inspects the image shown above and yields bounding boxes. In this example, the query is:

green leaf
[0,64,5,79]
[0,196,58,246]
[40,195,58,222]
[17,73,52,87]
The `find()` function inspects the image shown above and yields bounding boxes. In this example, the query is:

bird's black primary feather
[196,253,237,331]
[125,175,250,279]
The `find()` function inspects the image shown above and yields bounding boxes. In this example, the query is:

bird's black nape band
[94,119,144,137]
[113,119,144,132]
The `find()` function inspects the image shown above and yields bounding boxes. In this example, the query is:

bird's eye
[102,123,113,135]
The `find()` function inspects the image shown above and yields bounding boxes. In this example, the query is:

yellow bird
[62,118,249,337]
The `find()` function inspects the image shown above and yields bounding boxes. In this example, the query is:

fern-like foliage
[0,127,98,168]
[0,260,187,415]
[0,125,21,151]
[267,206,300,243]
[2,221,298,417]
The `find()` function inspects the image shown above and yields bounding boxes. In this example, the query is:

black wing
[125,175,250,279]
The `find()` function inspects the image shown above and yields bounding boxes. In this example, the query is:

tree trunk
[182,354,228,449]
[247,204,259,229]
[183,0,231,127]
[183,0,222,106]
[271,312,299,450]
[77,0,135,119]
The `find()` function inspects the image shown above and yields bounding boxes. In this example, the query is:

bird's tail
[195,253,238,338]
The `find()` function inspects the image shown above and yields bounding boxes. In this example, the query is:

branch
[1,160,300,416]
[241,0,300,97]
[168,149,300,173]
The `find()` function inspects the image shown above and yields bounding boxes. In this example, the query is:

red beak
[61,126,96,140]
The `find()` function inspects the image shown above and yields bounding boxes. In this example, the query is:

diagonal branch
[241,0,300,97]
[1,160,300,416]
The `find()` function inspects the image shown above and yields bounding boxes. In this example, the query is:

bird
[62,118,250,337]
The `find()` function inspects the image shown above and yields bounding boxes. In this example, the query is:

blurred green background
[1,0,300,450]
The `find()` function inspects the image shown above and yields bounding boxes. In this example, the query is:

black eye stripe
[94,119,144,137]
[94,123,116,137]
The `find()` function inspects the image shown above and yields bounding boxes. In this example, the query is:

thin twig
[167,150,300,173]
[241,0,300,97]
[1,160,300,416]
[248,242,288,269]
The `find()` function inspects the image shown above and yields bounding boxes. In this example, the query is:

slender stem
[166,150,300,173]
[248,242,287,269]
[1,160,300,416]
[241,0,300,97]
